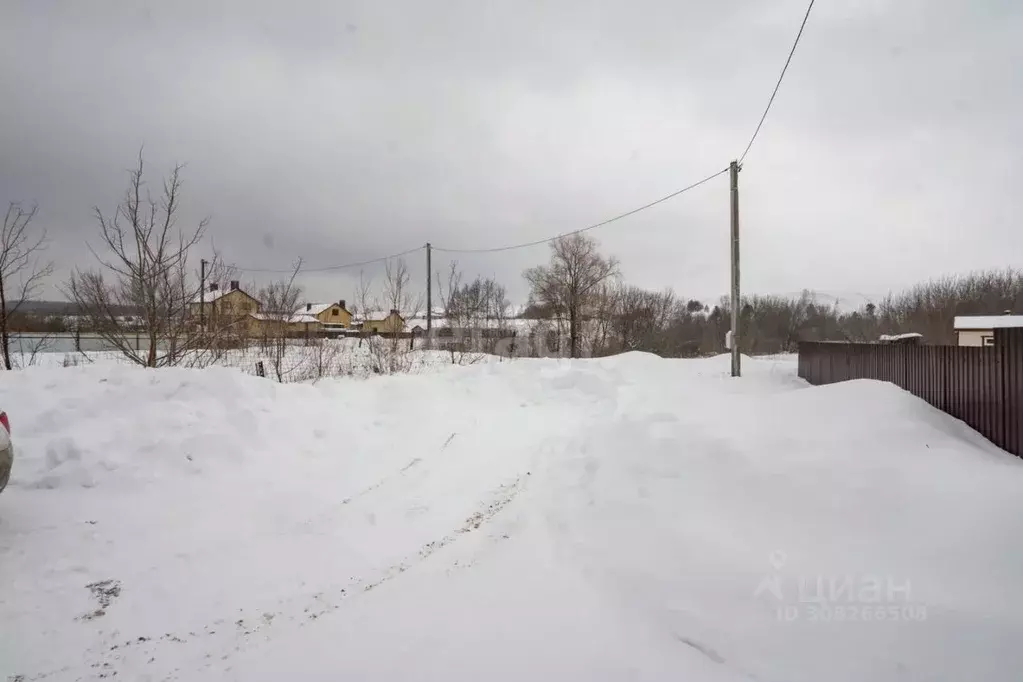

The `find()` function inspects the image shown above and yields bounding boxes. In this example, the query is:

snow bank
[1,355,1022,681]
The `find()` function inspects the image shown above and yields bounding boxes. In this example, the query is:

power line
[226,4,815,270]
[738,0,816,164]
[433,167,729,254]
[231,246,425,274]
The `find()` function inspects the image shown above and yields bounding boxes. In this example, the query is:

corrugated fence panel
[997,329,1023,456]
[987,342,1005,451]
[939,345,972,435]
[796,339,1020,458]
[960,347,974,433]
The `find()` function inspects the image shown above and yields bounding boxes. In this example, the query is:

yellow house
[362,309,405,334]
[190,281,261,330]
[296,300,353,329]
[246,312,324,338]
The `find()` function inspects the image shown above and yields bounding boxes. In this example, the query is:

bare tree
[436,261,465,363]
[1,203,54,370]
[482,276,511,354]
[524,233,619,358]
[258,260,303,382]
[65,150,216,367]
[353,270,374,352]
[589,283,620,356]
[433,262,513,362]
[363,257,423,373]
[382,257,423,321]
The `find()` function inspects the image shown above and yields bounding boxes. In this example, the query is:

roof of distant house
[356,309,405,322]
[191,287,231,304]
[296,302,351,317]
[879,333,923,341]
[953,315,1023,330]
[402,316,555,332]
[250,312,321,324]
[190,285,255,304]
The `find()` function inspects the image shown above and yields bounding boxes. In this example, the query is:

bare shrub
[258,260,303,382]
[361,258,423,375]
[65,150,228,367]
[1,202,54,370]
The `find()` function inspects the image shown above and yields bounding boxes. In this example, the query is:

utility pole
[425,243,432,342]
[200,258,207,333]
[729,160,741,378]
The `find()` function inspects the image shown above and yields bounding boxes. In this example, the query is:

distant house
[296,300,353,330]
[189,281,261,330]
[246,311,323,337]
[954,314,1023,347]
[358,309,405,334]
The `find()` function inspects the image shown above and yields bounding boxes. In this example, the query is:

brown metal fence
[798,328,1023,457]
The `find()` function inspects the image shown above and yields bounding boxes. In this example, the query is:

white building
[953,314,1023,347]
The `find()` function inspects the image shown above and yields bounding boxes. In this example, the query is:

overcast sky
[2,0,1021,306]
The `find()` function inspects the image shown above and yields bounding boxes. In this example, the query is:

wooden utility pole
[729,160,741,378]
[200,258,207,333]
[425,243,432,339]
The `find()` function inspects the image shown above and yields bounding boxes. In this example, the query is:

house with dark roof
[294,300,353,330]
[188,281,261,331]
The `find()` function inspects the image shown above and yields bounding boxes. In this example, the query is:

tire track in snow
[300,432,456,530]
[298,456,423,530]
[361,474,525,594]
[44,472,525,682]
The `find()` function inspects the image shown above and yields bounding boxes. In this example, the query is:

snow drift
[1,354,1021,681]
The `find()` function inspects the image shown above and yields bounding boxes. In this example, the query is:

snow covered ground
[1,354,1022,681]
[8,339,474,379]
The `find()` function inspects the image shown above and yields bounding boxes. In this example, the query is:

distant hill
[12,300,78,315]
[11,300,140,316]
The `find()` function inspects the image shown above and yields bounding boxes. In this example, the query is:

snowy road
[2,354,1022,681]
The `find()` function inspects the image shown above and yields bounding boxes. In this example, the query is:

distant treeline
[7,301,140,333]
[525,269,1023,358]
[10,269,1023,355]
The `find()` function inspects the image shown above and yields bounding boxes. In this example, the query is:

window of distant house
[332,308,339,316]
[983,336,995,346]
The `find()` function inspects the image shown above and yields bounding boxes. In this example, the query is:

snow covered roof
[190,285,256,304]
[953,315,1023,330]
[405,316,449,330]
[879,333,923,342]
[356,309,404,322]
[191,287,231,304]
[296,302,350,317]
[299,303,333,316]
[402,317,552,333]
[250,312,321,324]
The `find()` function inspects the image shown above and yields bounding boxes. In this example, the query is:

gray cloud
[2,0,1021,306]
